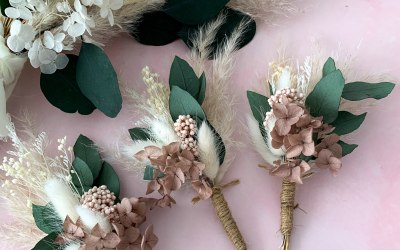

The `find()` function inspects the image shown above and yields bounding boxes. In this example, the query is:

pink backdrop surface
[1,1,400,249]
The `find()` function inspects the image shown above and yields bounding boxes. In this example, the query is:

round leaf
[305,70,345,123]
[132,11,182,46]
[76,43,122,118]
[163,0,229,25]
[94,162,120,198]
[40,54,96,115]
[179,8,257,59]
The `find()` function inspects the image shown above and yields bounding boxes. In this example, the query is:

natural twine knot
[211,180,247,250]
[280,179,296,250]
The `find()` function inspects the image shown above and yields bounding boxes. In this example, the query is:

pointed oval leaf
[305,70,345,123]
[94,161,120,198]
[332,111,367,135]
[132,11,182,46]
[247,90,271,125]
[169,86,206,125]
[163,0,229,25]
[179,8,256,59]
[338,141,358,157]
[32,204,61,234]
[198,73,206,105]
[129,128,152,141]
[32,232,59,250]
[40,54,96,115]
[76,43,122,118]
[322,57,336,77]
[71,157,94,187]
[342,82,395,101]
[73,135,103,179]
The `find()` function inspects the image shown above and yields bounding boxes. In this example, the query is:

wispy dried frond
[227,0,296,23]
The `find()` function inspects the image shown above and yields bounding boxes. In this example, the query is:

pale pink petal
[273,103,288,118]
[289,166,303,184]
[302,142,315,156]
[286,145,303,158]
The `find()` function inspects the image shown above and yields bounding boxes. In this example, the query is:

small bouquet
[246,56,395,249]
[0,123,158,250]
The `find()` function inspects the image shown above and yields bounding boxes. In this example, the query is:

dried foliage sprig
[246,56,395,249]
[0,124,159,249]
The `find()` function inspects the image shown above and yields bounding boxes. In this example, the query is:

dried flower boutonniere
[0,124,158,250]
[246,57,395,249]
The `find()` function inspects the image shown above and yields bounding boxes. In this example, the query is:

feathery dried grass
[227,0,296,23]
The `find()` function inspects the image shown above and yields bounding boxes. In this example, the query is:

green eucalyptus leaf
[246,90,271,125]
[322,57,336,77]
[179,8,256,59]
[32,204,61,234]
[144,165,155,180]
[73,135,103,179]
[132,11,182,46]
[205,121,226,165]
[269,82,274,96]
[163,0,229,25]
[342,82,395,101]
[332,111,367,135]
[169,86,206,126]
[32,232,59,250]
[76,43,122,118]
[305,70,345,123]
[129,128,152,141]
[94,162,120,198]
[40,55,96,115]
[1,0,11,15]
[169,56,206,103]
[338,141,358,157]
[71,157,94,187]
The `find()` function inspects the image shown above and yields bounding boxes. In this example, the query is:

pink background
[1,1,400,249]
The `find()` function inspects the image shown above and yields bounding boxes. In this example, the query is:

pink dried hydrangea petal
[286,145,303,158]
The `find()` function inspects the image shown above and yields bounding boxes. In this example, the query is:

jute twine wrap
[211,183,247,250]
[0,16,13,37]
[280,180,296,250]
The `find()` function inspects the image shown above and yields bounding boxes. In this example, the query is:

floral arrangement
[0,0,164,138]
[246,56,395,249]
[0,123,158,250]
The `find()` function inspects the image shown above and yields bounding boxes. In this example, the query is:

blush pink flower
[315,149,342,176]
[141,225,158,250]
[272,97,304,136]
[113,223,142,250]
[116,198,146,227]
[315,134,342,158]
[283,127,315,158]
[270,160,311,184]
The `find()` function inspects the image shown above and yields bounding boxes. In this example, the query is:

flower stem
[280,180,296,250]
[211,186,247,250]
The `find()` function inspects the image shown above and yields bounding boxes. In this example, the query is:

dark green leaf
[246,91,271,125]
[73,135,103,179]
[322,57,336,77]
[76,43,122,118]
[32,232,59,250]
[269,82,274,96]
[332,111,367,135]
[205,121,226,165]
[129,128,152,141]
[169,56,205,103]
[342,82,395,101]
[94,162,120,198]
[163,0,229,25]
[132,11,182,46]
[179,8,256,59]
[338,141,358,157]
[32,204,61,234]
[169,86,206,126]
[40,55,96,115]
[305,70,345,123]
[1,0,11,16]
[144,165,155,180]
[71,157,94,187]
[198,73,206,105]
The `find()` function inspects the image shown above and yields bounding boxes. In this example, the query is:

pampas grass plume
[198,122,220,181]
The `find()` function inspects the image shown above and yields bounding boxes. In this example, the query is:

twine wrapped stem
[280,179,296,250]
[211,184,247,250]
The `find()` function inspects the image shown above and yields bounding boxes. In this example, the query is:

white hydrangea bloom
[43,31,65,53]
[81,0,103,6]
[63,0,95,38]
[6,20,35,52]
[100,0,123,26]
[5,5,32,20]
[40,53,69,74]
[56,2,71,13]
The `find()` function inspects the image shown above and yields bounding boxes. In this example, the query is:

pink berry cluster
[173,115,199,156]
[268,88,304,107]
[81,185,119,221]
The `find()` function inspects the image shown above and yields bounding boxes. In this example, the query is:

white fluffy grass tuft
[197,122,220,181]
[44,178,80,222]
[75,205,112,233]
[246,115,280,165]
[64,242,81,250]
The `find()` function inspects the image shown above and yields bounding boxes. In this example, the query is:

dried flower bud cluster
[135,142,212,209]
[268,88,304,107]
[81,185,118,220]
[261,96,343,184]
[174,115,199,156]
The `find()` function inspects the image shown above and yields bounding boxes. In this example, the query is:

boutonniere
[246,56,395,249]
[0,125,158,249]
